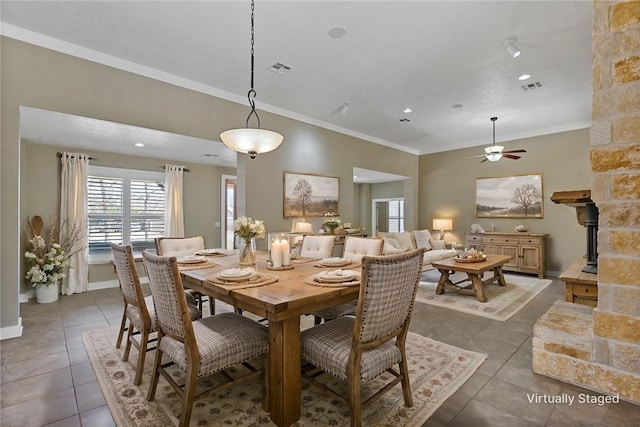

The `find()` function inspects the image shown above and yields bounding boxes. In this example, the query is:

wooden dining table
[178,252,361,427]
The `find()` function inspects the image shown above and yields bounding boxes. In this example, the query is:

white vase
[35,282,60,304]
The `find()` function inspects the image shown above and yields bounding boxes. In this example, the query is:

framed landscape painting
[476,174,543,218]
[283,172,339,217]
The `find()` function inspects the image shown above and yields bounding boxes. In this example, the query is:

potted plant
[322,212,341,234]
[24,216,84,303]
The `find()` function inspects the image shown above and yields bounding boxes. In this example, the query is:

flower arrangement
[24,218,84,287]
[234,216,266,241]
[322,212,341,231]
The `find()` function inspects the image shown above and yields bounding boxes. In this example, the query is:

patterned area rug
[417,271,552,321]
[83,326,486,426]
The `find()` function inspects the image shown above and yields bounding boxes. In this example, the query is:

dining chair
[155,236,215,314]
[301,248,425,427]
[111,243,202,385]
[312,236,384,325]
[299,235,336,259]
[142,250,270,427]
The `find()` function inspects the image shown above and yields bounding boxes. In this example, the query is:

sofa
[378,230,457,271]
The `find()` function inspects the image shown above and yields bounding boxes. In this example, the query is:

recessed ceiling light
[518,74,531,81]
[134,142,144,147]
[403,108,413,114]
[353,175,358,179]
[328,26,347,39]
[452,104,464,109]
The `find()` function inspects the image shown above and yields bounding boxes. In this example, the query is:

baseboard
[0,317,23,340]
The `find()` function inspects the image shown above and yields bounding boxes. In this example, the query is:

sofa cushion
[430,239,447,250]
[423,249,457,265]
[413,230,432,251]
[391,232,415,250]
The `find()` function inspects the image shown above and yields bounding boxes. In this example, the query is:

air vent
[397,118,411,123]
[269,62,292,75]
[521,81,543,91]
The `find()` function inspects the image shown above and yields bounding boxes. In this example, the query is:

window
[88,166,164,253]
[388,199,404,233]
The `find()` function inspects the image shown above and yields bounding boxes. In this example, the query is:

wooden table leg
[435,269,450,295]
[469,273,487,302]
[268,316,301,427]
[495,266,507,287]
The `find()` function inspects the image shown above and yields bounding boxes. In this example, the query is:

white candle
[281,239,291,266]
[271,240,283,268]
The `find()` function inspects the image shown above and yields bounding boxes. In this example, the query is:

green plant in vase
[322,212,341,234]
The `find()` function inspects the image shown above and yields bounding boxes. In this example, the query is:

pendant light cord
[245,0,261,129]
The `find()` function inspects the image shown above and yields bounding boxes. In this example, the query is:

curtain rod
[56,152,94,160]
[161,166,191,173]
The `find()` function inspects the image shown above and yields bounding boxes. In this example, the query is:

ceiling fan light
[220,128,284,158]
[486,152,503,162]
[484,145,504,154]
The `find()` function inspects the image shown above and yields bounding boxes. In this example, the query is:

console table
[560,260,598,306]
[465,232,548,278]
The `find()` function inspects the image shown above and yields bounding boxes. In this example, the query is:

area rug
[416,271,552,321]
[83,326,486,426]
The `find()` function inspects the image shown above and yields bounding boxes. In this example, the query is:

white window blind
[88,166,165,252]
[388,200,404,233]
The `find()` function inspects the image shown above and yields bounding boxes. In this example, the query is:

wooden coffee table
[431,254,512,302]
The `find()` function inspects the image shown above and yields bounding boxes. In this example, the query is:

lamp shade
[220,128,284,158]
[432,218,453,231]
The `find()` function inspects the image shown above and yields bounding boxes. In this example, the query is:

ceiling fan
[467,117,527,162]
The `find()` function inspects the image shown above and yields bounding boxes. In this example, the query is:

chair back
[342,236,383,264]
[155,236,205,257]
[142,250,195,343]
[354,249,424,344]
[300,235,336,259]
[111,243,147,313]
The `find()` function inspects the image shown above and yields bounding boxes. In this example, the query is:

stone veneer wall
[533,0,640,403]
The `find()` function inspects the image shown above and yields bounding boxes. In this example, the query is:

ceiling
[2,1,593,174]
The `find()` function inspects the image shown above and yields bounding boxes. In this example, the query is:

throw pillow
[392,232,414,250]
[413,230,432,251]
[430,239,447,250]
[382,236,404,255]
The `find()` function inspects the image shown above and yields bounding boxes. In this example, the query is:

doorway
[372,198,404,236]
[221,174,237,249]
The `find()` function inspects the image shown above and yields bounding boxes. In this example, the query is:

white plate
[177,256,206,264]
[218,268,254,280]
[195,249,223,256]
[321,257,350,266]
[316,269,358,283]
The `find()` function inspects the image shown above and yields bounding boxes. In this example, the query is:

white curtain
[60,152,89,295]
[164,164,185,237]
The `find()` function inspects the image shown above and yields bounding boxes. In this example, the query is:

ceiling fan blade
[502,149,527,154]
[502,154,522,160]
[464,154,488,159]
[480,157,489,163]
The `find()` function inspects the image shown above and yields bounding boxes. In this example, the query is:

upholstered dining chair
[299,235,336,259]
[111,243,202,385]
[142,251,270,427]
[155,236,214,314]
[312,236,385,325]
[301,248,425,427]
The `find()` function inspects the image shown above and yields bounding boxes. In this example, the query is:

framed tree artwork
[283,172,339,217]
[476,174,543,218]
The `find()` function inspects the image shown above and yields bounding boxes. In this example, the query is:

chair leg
[208,297,215,315]
[179,366,199,427]
[147,336,163,401]
[349,375,362,427]
[115,308,127,348]
[134,328,149,386]
[399,354,413,407]
[122,319,134,362]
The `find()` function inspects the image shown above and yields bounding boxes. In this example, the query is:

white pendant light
[220,0,283,159]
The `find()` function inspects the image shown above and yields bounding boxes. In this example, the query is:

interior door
[222,176,237,249]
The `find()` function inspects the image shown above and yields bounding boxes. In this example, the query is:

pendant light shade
[220,128,283,158]
[220,0,283,159]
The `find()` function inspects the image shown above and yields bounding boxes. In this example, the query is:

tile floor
[1,276,639,426]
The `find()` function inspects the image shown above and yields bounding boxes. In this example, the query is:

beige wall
[419,128,591,274]
[1,37,418,331]
[20,141,234,292]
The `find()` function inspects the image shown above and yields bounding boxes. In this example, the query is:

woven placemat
[177,260,218,271]
[205,272,279,293]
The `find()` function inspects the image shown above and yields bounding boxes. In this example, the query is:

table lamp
[432,218,453,240]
